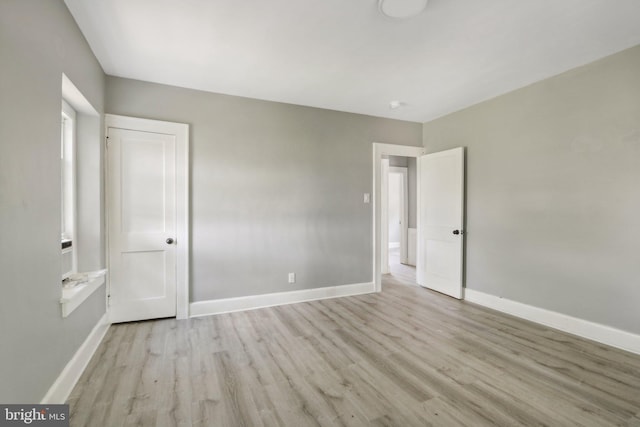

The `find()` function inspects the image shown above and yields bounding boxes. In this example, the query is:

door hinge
[107,294,111,306]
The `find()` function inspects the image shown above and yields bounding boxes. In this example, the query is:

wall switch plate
[288,272,296,283]
[364,193,371,203]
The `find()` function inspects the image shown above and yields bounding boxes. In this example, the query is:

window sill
[60,269,107,318]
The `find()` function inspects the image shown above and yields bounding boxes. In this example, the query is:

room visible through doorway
[383,155,417,286]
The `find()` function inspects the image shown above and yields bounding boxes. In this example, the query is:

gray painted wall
[422,45,640,335]
[388,155,408,167]
[76,113,105,272]
[0,0,106,402]
[105,77,422,301]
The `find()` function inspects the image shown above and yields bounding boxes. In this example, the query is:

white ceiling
[65,0,640,123]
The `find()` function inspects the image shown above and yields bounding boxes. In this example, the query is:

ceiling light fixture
[389,100,403,109]
[379,0,428,19]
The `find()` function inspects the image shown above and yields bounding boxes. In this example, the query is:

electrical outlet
[288,272,296,284]
[363,193,371,203]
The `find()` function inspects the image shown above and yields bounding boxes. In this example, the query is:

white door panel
[417,147,465,299]
[121,138,170,232]
[108,127,177,323]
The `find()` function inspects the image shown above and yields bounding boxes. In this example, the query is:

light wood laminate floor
[68,279,640,426]
[388,247,417,285]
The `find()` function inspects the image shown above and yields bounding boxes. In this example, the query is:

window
[61,99,76,280]
[59,74,105,317]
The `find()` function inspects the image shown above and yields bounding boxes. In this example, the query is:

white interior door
[107,127,177,323]
[417,147,465,299]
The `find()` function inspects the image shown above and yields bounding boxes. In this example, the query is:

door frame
[372,143,424,292]
[105,114,190,320]
[380,159,389,274]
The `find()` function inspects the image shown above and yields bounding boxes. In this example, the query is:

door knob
[453,230,461,235]
[166,238,174,244]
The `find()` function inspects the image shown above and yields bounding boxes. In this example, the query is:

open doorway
[381,155,417,286]
[373,143,466,299]
[373,143,423,292]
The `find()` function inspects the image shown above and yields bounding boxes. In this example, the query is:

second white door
[107,126,177,323]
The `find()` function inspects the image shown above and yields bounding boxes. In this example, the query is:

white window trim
[61,99,77,280]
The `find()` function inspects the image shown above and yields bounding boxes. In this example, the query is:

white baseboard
[190,282,376,317]
[41,313,110,404]
[464,289,640,355]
